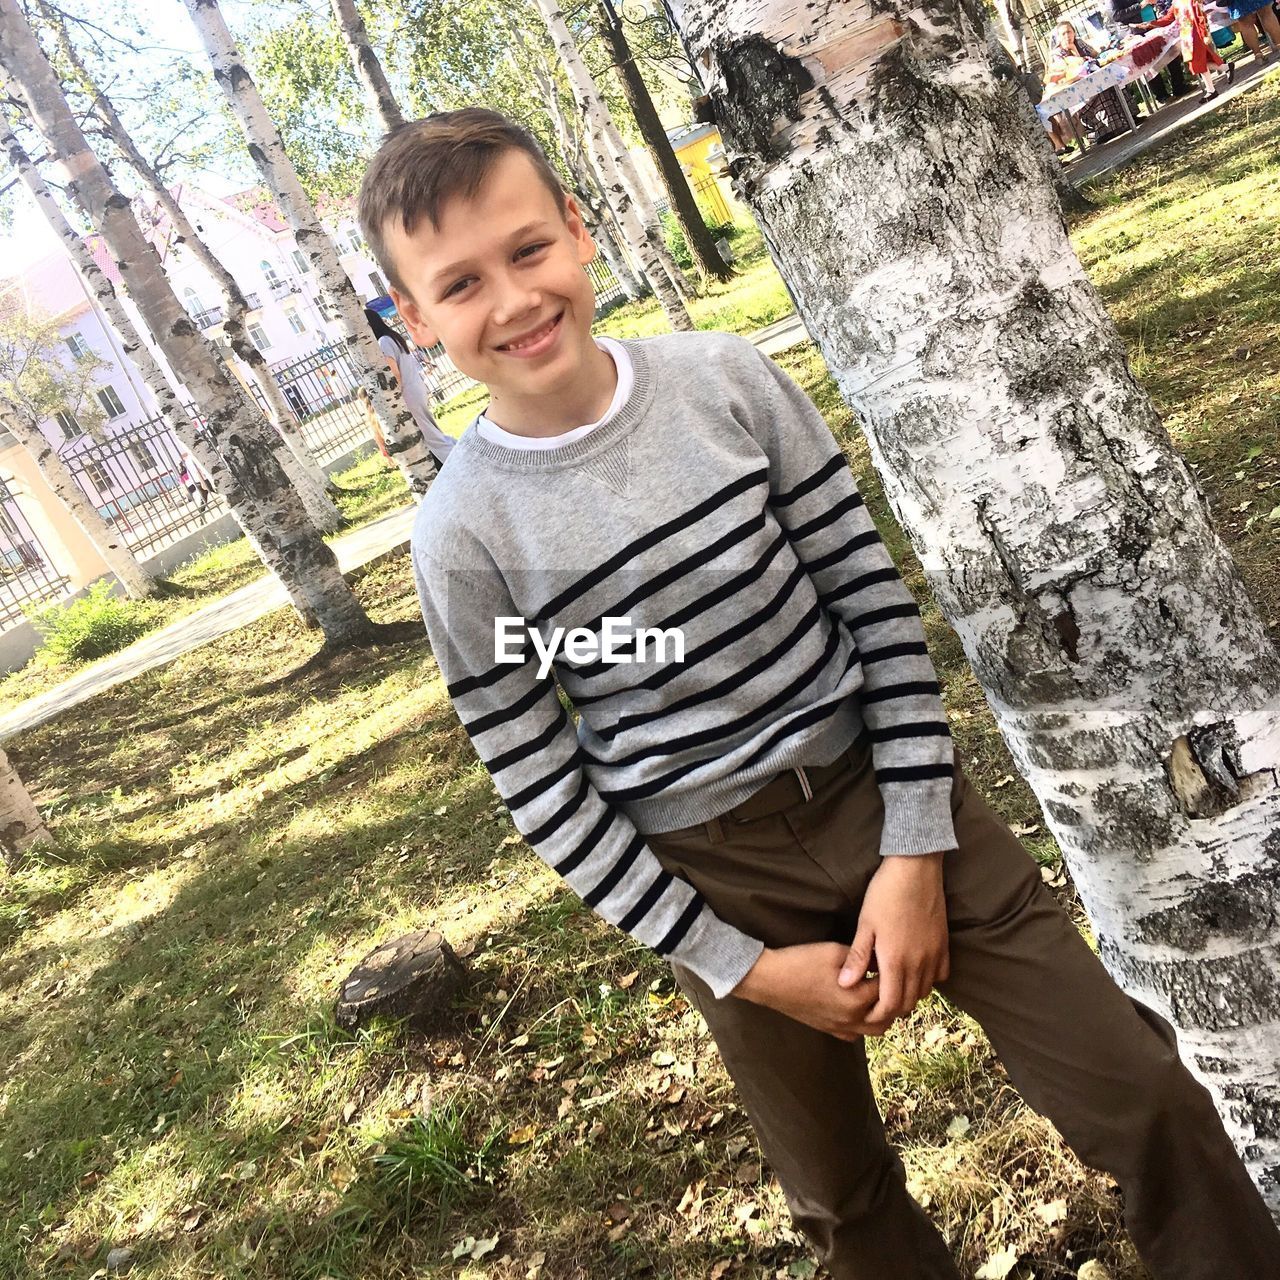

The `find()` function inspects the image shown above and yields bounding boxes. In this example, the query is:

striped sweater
[411,331,956,998]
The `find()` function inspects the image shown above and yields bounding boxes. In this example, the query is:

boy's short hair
[358,108,568,294]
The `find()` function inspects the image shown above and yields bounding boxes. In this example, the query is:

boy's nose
[492,275,541,326]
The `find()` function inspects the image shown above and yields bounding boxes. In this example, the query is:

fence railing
[0,474,72,629]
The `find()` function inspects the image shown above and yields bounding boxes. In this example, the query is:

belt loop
[703,815,725,844]
[794,766,813,802]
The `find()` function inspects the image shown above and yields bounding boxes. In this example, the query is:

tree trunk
[183,0,438,498]
[0,404,156,598]
[667,0,1280,1208]
[0,0,373,645]
[0,743,50,871]
[329,0,405,134]
[37,11,343,535]
[529,0,696,332]
[595,0,732,281]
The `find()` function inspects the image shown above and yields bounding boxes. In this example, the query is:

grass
[1,81,1279,1280]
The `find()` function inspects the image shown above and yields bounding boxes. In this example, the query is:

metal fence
[265,344,368,466]
[588,257,627,311]
[0,474,72,628]
[62,414,228,560]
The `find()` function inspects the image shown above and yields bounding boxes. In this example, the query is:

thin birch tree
[665,0,1280,1204]
[0,310,156,598]
[0,0,374,644]
[37,8,342,534]
[0,743,50,871]
[328,0,404,134]
[182,0,438,498]
[529,0,696,331]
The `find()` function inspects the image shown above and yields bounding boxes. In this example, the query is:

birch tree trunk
[0,744,50,872]
[0,0,373,644]
[594,0,732,281]
[183,0,437,498]
[36,0,340,534]
[329,0,405,134]
[667,0,1280,1207]
[0,404,155,598]
[529,0,696,331]
[0,95,324,617]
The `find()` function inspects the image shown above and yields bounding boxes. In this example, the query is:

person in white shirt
[363,306,456,468]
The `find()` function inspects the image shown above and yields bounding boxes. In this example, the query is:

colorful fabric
[1224,0,1272,18]
[1148,0,1225,71]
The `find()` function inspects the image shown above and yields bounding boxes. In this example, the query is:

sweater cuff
[878,781,958,858]
[669,907,766,1000]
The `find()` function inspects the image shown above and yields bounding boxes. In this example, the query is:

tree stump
[335,930,467,1032]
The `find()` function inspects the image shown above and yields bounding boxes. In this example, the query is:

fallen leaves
[975,1244,1019,1279]
[450,1232,499,1261]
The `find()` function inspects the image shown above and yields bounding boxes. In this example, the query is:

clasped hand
[732,853,949,1041]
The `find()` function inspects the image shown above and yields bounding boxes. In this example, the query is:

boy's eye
[443,277,474,299]
[516,242,548,260]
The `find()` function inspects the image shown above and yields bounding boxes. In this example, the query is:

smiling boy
[357,109,1280,1279]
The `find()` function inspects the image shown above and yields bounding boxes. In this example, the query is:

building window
[261,258,284,288]
[368,271,388,298]
[65,332,91,360]
[247,321,272,352]
[290,248,309,275]
[96,386,126,418]
[84,460,113,493]
[55,410,83,439]
[284,306,306,335]
[344,228,365,254]
[183,286,203,314]
[129,441,157,472]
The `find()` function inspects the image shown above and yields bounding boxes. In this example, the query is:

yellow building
[667,123,745,227]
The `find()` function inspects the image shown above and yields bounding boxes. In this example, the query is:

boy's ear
[390,285,437,350]
[564,196,598,267]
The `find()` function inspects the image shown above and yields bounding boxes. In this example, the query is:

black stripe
[805,527,881,575]
[535,468,767,620]
[449,650,528,698]
[463,680,547,737]
[618,871,672,932]
[504,750,582,811]
[486,704,568,773]
[594,599,823,743]
[739,690,856,773]
[860,679,941,706]
[875,763,955,784]
[566,529,790,683]
[574,560,808,709]
[654,896,704,956]
[845,601,920,631]
[570,512,767,647]
[868,720,951,743]
[774,453,847,507]
[552,808,615,876]
[582,834,646,908]
[821,566,902,607]
[859,640,928,666]
[788,491,863,542]
[524,774,590,844]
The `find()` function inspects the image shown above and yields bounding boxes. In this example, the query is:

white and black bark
[529,0,695,331]
[0,743,50,871]
[329,0,405,135]
[183,0,437,497]
[668,0,1280,1207]
[38,8,343,533]
[0,0,373,643]
[0,402,155,598]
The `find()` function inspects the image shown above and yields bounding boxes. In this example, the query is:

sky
[0,0,278,277]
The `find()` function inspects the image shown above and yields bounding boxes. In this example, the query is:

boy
[357,109,1280,1278]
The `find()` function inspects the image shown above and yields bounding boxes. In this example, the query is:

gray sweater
[412,331,956,998]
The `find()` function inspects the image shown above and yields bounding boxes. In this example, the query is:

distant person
[1223,0,1280,57]
[1111,0,1193,98]
[1133,0,1230,97]
[363,306,455,468]
[176,443,212,510]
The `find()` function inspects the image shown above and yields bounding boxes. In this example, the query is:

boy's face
[386,149,599,418]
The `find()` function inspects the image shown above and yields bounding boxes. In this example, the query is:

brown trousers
[648,741,1280,1280]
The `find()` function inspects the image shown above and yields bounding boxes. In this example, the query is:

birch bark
[182,0,438,497]
[37,1,340,534]
[0,97,322,615]
[0,0,373,644]
[0,402,155,598]
[668,0,1280,1207]
[0,744,50,872]
[529,0,696,331]
[329,0,405,134]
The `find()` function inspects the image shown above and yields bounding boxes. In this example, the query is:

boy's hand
[840,852,949,1027]
[732,942,890,1041]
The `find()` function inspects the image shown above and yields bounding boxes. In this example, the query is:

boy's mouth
[496,311,563,357]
